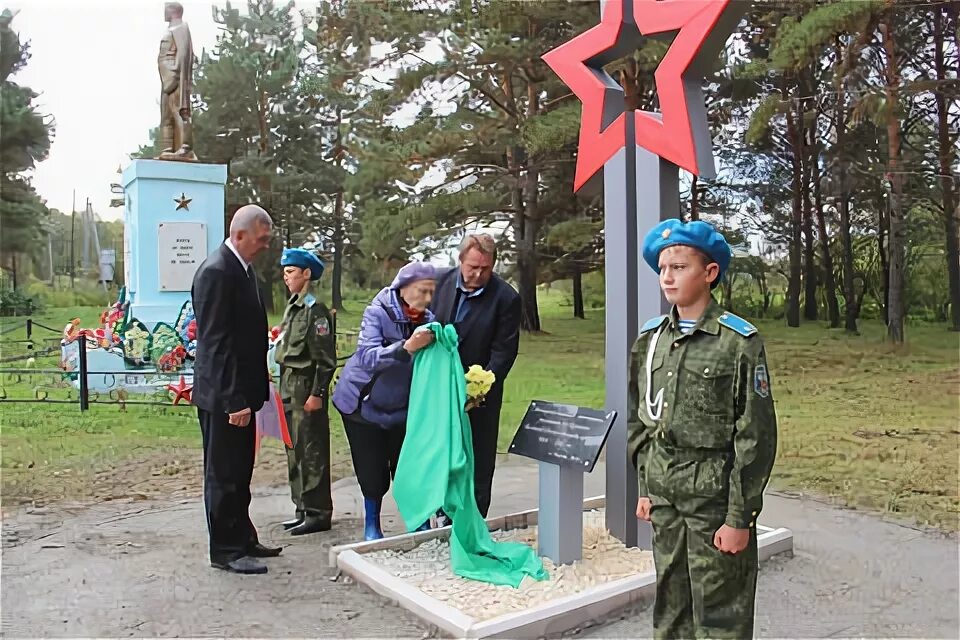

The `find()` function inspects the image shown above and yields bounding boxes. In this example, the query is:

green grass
[1,291,958,530]
[502,293,959,531]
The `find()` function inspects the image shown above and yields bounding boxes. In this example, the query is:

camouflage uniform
[274,289,337,524]
[628,299,777,639]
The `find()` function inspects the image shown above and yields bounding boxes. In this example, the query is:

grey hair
[229,205,273,236]
[458,232,498,263]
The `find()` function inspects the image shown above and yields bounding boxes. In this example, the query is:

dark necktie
[246,264,261,304]
[449,288,463,324]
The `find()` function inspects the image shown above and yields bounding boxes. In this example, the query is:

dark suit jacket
[190,243,269,414]
[431,267,521,399]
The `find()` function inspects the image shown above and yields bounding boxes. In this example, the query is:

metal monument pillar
[543,0,748,547]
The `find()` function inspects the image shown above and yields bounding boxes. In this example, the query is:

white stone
[363,511,654,622]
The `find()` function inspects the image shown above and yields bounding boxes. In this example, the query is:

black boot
[289,515,332,536]
[282,510,305,530]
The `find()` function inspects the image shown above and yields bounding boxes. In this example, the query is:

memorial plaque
[157,222,206,292]
[509,401,617,473]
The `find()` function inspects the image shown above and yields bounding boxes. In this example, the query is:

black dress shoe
[211,556,267,574]
[282,517,304,530]
[247,542,282,558]
[289,515,332,536]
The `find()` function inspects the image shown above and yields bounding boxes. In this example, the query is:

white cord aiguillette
[645,324,666,422]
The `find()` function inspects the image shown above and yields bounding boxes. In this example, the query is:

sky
[7,0,501,269]
[8,0,753,256]
[8,0,225,221]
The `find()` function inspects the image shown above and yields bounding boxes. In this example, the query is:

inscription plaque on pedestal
[509,401,617,473]
[157,221,206,292]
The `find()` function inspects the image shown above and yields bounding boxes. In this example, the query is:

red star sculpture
[167,375,193,405]
[542,0,746,192]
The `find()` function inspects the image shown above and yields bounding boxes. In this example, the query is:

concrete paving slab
[2,453,956,639]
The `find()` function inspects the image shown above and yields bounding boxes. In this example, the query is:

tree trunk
[759,271,770,317]
[839,193,859,332]
[48,233,55,284]
[723,273,737,312]
[331,189,345,311]
[255,87,276,313]
[814,165,840,328]
[690,174,700,221]
[621,57,641,111]
[516,211,541,331]
[516,161,541,331]
[514,81,542,333]
[801,90,818,322]
[881,11,906,343]
[508,143,541,332]
[806,58,838,328]
[834,45,859,334]
[785,83,803,328]
[934,7,960,330]
[11,253,17,291]
[877,193,890,324]
[572,266,584,319]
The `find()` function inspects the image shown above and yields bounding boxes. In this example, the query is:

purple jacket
[331,287,435,427]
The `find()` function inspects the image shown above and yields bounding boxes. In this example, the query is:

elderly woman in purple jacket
[332,261,436,540]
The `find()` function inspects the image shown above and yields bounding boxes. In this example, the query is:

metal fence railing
[0,317,359,412]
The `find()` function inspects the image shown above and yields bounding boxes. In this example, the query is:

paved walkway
[2,454,957,638]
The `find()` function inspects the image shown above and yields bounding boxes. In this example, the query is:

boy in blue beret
[274,248,337,535]
[628,218,778,639]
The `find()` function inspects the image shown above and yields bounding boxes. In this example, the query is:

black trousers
[340,411,405,500]
[198,408,258,563]
[467,394,502,518]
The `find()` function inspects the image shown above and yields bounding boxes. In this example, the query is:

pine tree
[192,0,303,310]
[299,0,431,305]
[0,9,53,289]
[387,0,598,331]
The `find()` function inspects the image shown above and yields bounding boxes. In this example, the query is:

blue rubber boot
[364,497,384,541]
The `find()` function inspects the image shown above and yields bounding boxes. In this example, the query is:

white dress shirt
[224,238,249,272]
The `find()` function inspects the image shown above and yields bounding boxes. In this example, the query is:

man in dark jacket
[431,233,521,517]
[191,204,279,575]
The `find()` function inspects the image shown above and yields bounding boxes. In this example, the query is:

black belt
[282,363,315,376]
[654,440,732,462]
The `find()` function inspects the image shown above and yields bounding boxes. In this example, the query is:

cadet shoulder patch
[718,312,757,337]
[640,315,667,334]
[754,364,770,398]
[315,317,330,336]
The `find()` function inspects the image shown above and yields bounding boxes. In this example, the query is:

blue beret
[642,219,732,289]
[280,248,325,280]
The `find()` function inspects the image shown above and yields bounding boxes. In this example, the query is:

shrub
[0,289,41,316]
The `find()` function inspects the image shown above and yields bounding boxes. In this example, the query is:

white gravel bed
[362,510,654,621]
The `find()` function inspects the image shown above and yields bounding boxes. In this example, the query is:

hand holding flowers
[465,364,496,412]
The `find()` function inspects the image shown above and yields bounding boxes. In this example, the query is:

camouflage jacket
[274,289,337,399]
[627,298,778,529]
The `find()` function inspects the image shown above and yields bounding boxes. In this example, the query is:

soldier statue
[157,2,197,162]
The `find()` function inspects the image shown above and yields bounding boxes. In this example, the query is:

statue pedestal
[121,159,226,331]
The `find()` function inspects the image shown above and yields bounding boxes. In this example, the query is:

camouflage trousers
[650,501,759,639]
[284,402,333,520]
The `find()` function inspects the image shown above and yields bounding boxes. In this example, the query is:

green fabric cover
[393,322,548,588]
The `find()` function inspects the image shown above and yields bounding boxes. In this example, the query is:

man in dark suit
[191,204,279,574]
[431,233,521,517]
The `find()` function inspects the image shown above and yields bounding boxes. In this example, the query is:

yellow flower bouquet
[465,364,496,412]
